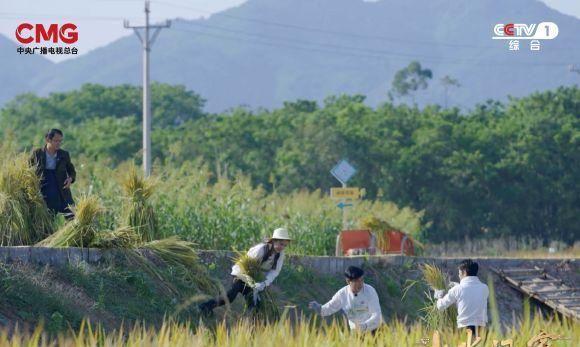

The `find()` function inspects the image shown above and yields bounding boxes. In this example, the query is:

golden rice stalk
[91,226,140,249]
[360,215,395,232]
[0,154,53,245]
[232,254,279,321]
[360,215,394,251]
[37,195,102,247]
[251,288,280,322]
[420,264,448,290]
[143,236,217,294]
[120,165,159,242]
[234,253,266,285]
[419,263,457,330]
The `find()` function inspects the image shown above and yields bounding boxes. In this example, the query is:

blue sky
[1,0,578,62]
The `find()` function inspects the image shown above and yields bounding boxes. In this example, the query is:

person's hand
[434,289,445,299]
[308,301,322,314]
[252,288,261,306]
[448,281,459,289]
[254,282,267,292]
[63,177,73,189]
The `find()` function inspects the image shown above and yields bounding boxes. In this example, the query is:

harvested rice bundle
[144,236,217,294]
[37,195,102,247]
[234,253,265,286]
[91,226,140,249]
[120,165,159,242]
[233,253,279,320]
[0,154,53,245]
[419,264,457,330]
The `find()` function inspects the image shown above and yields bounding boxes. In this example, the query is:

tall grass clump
[419,264,457,330]
[120,165,159,242]
[0,154,54,245]
[37,195,102,247]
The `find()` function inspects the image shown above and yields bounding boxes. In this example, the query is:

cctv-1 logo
[492,22,558,40]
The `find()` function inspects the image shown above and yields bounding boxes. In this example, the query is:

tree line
[1,83,578,244]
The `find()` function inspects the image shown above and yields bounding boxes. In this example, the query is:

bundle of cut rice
[120,165,159,242]
[234,253,265,286]
[0,154,53,245]
[418,264,458,330]
[37,195,102,247]
[143,236,217,294]
[233,252,279,320]
[91,226,140,249]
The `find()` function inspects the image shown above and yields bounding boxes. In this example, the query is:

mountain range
[1,0,579,112]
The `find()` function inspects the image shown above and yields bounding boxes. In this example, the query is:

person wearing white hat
[198,227,291,315]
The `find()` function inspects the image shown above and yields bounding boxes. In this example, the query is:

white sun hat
[270,227,292,240]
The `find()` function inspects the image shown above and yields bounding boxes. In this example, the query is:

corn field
[71,158,426,255]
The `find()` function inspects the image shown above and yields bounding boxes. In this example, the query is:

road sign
[330,187,360,200]
[330,159,357,185]
[336,202,353,209]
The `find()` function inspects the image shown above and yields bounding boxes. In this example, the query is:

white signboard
[330,160,357,185]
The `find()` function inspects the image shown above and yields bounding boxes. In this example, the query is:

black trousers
[465,325,480,338]
[201,278,257,310]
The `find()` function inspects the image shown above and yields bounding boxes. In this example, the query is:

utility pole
[124,1,170,177]
[570,64,580,75]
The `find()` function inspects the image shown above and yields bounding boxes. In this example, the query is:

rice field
[0,314,577,347]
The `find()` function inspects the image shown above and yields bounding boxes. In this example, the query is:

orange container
[337,229,372,256]
[337,229,414,256]
[380,230,415,255]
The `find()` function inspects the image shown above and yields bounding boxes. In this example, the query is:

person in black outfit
[30,128,76,220]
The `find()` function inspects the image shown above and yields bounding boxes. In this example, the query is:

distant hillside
[0,35,53,104]
[2,0,580,111]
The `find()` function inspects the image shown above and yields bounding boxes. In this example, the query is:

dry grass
[425,238,579,258]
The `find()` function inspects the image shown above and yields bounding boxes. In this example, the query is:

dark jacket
[30,146,76,205]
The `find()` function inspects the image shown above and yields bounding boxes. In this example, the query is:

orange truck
[335,229,415,256]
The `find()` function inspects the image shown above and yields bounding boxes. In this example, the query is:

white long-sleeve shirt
[231,243,285,286]
[437,276,489,328]
[320,283,382,331]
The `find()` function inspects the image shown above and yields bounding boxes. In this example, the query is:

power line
[154,0,577,52]
[0,12,143,22]
[171,25,572,67]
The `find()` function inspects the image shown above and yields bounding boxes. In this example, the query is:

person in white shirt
[308,266,383,333]
[435,259,489,338]
[198,228,291,315]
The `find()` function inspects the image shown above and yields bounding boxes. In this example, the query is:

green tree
[389,61,433,103]
[440,75,461,108]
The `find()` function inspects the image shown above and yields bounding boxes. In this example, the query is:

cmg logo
[15,23,78,44]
